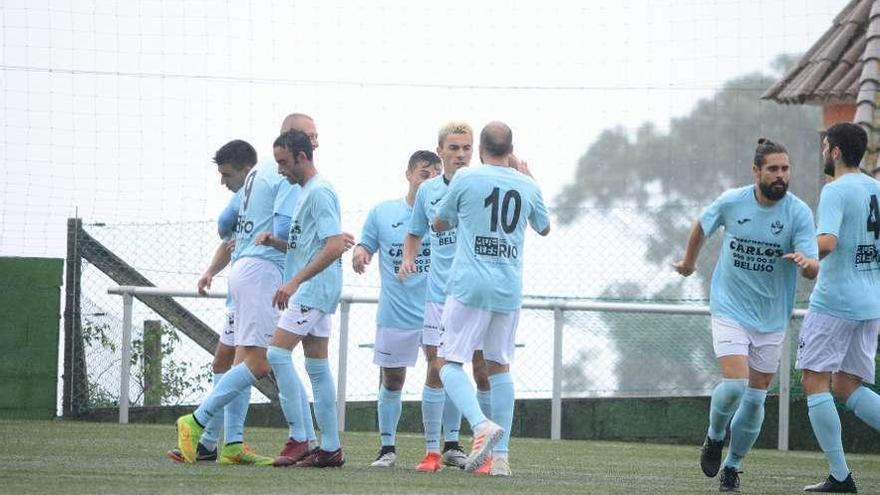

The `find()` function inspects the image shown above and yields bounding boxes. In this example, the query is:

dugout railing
[106,285,805,451]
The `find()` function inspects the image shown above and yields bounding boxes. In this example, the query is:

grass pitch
[2,418,879,494]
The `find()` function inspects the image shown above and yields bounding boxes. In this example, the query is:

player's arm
[254,212,295,252]
[198,240,232,295]
[399,185,429,281]
[217,194,241,239]
[353,208,378,275]
[814,185,843,260]
[782,205,820,279]
[432,176,461,233]
[528,183,551,236]
[398,233,423,281]
[817,234,838,260]
[273,234,348,309]
[673,221,705,277]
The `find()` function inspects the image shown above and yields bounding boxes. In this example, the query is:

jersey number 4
[484,187,522,234]
[868,194,880,240]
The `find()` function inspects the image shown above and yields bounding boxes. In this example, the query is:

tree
[555,55,821,395]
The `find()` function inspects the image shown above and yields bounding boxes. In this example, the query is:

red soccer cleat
[273,438,311,467]
[415,452,443,472]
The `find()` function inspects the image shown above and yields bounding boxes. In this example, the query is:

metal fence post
[778,327,792,451]
[119,292,133,424]
[551,307,563,440]
[337,299,351,432]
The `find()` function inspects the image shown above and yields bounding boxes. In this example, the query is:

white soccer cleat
[441,444,467,469]
[490,456,511,477]
[370,450,397,468]
[464,421,503,472]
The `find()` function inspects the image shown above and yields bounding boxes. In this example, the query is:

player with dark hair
[674,138,818,492]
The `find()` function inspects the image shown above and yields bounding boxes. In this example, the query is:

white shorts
[796,311,880,384]
[277,304,332,338]
[219,310,236,347]
[373,326,421,368]
[422,301,444,347]
[711,317,786,374]
[228,257,281,348]
[439,297,519,365]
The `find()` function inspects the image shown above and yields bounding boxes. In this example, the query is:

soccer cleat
[370,450,397,468]
[441,444,467,469]
[415,452,443,472]
[167,442,217,463]
[464,421,503,472]
[803,473,857,493]
[219,443,274,466]
[176,414,203,463]
[700,436,724,478]
[719,466,740,492]
[273,438,311,467]
[472,456,492,475]
[490,456,511,477]
[295,448,345,468]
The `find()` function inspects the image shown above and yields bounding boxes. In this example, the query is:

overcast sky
[0,0,849,257]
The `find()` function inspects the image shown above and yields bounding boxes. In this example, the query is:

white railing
[107,285,805,450]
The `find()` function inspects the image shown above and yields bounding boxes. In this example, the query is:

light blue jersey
[436,164,550,312]
[360,199,431,329]
[285,174,343,315]
[219,191,242,245]
[701,186,818,332]
[217,192,242,310]
[409,176,457,304]
[233,160,299,270]
[810,173,880,320]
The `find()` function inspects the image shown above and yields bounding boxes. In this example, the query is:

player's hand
[273,280,299,310]
[225,238,236,254]
[342,232,356,252]
[783,251,818,271]
[197,272,213,295]
[508,153,533,178]
[397,258,417,282]
[672,259,695,277]
[352,245,372,274]
[254,232,273,246]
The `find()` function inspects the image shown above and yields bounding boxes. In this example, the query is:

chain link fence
[64,203,826,419]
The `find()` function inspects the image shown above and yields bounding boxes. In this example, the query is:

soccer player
[673,138,819,492]
[798,123,880,494]
[258,129,348,467]
[351,150,440,467]
[175,128,301,464]
[398,122,493,472]
[166,140,253,463]
[433,121,550,477]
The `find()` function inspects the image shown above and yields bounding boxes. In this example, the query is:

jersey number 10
[484,187,522,234]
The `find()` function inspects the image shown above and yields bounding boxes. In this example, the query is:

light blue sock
[489,373,514,453]
[194,363,255,427]
[300,388,318,444]
[223,382,251,444]
[305,358,340,452]
[267,346,307,442]
[442,389,462,442]
[724,387,767,470]
[439,363,487,429]
[808,392,850,481]
[378,385,402,447]
[846,386,880,432]
[422,386,445,452]
[199,372,224,450]
[707,378,747,441]
[477,389,492,421]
